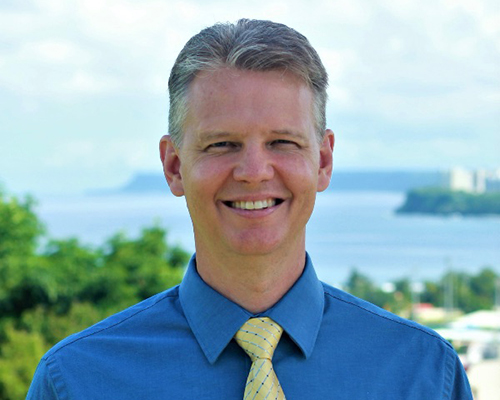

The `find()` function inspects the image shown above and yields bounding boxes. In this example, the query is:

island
[396,187,500,216]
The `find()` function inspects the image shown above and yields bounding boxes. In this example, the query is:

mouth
[223,198,284,210]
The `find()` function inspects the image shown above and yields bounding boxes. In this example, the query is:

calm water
[36,191,500,286]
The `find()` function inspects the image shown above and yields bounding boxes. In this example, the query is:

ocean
[36,190,500,286]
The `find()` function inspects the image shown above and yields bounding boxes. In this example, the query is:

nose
[233,144,274,184]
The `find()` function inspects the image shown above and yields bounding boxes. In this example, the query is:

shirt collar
[265,253,324,359]
[179,253,324,364]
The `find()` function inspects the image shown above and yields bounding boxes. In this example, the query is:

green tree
[397,187,500,215]
[41,238,100,313]
[420,281,442,306]
[0,193,45,318]
[97,226,186,309]
[19,303,110,346]
[344,269,393,309]
[0,191,189,399]
[0,326,47,400]
[0,193,44,260]
[469,268,498,311]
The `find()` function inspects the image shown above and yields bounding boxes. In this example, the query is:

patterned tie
[234,317,286,400]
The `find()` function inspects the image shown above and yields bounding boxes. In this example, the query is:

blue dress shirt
[28,254,472,399]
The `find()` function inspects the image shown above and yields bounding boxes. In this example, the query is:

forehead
[183,68,315,136]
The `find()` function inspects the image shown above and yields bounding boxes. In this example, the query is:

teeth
[232,199,276,210]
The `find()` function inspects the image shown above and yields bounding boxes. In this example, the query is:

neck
[195,243,306,314]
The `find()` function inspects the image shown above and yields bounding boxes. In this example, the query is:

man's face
[161,68,334,258]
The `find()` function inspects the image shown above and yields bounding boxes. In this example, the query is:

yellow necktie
[234,317,286,400]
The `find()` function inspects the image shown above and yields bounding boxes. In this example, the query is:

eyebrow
[270,129,307,139]
[195,131,234,146]
[198,129,306,143]
[200,131,233,141]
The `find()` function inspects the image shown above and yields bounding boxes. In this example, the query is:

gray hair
[168,19,329,147]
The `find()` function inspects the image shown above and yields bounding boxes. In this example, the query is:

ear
[317,129,335,192]
[159,135,185,197]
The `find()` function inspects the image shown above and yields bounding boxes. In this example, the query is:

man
[28,19,472,399]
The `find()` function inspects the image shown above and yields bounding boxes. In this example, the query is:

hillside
[397,187,500,216]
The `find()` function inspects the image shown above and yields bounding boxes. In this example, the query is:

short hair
[168,18,328,147]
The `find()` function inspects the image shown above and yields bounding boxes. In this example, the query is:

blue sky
[1,0,499,195]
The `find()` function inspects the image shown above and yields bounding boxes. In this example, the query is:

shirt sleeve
[26,359,60,400]
[446,349,473,400]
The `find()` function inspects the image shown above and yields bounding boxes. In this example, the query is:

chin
[226,233,288,256]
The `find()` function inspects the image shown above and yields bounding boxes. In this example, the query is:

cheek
[181,159,230,195]
[276,153,319,181]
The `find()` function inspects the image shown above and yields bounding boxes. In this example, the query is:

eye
[270,139,300,148]
[205,141,240,152]
[211,141,230,148]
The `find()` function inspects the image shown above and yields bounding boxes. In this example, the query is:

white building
[446,167,500,193]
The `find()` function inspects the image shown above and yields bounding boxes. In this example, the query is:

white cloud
[321,0,373,25]
[1,0,499,193]
[2,0,497,103]
[66,70,120,94]
[335,135,489,170]
[32,40,87,63]
[15,39,92,68]
[43,138,159,170]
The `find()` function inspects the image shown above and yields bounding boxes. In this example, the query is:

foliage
[0,192,188,400]
[433,269,499,313]
[0,326,46,400]
[397,187,500,215]
[0,193,44,260]
[345,269,391,307]
[344,270,415,315]
[344,267,499,316]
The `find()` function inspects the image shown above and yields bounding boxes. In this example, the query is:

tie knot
[234,317,283,362]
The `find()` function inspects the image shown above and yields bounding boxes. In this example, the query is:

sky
[1,0,499,195]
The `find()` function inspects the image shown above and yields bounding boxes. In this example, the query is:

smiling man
[28,19,472,399]
[161,67,333,314]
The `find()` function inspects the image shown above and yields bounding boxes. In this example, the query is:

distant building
[445,167,500,193]
[486,169,500,192]
[412,303,450,324]
[447,167,474,192]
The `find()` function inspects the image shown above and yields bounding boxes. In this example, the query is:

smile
[225,198,282,210]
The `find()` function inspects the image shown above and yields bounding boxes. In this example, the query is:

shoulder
[28,285,187,398]
[317,282,472,398]
[43,284,182,362]
[320,281,453,349]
